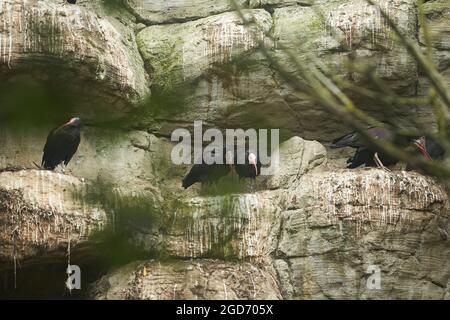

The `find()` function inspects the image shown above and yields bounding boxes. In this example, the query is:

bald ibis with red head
[331,127,436,170]
[42,117,82,170]
[182,145,262,189]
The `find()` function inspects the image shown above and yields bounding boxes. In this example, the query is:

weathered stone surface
[0,0,149,117]
[273,0,417,91]
[250,0,315,7]
[269,0,418,140]
[135,9,287,137]
[420,1,450,81]
[162,192,282,259]
[125,0,332,25]
[2,127,449,299]
[130,136,325,259]
[274,169,450,299]
[132,0,421,141]
[417,0,449,126]
[0,127,170,198]
[423,0,450,50]
[0,0,449,300]
[266,136,327,189]
[0,170,107,266]
[137,9,272,89]
[92,167,450,299]
[90,259,282,300]
[126,0,248,25]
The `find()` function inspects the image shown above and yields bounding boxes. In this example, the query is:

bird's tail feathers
[182,174,196,189]
[330,132,357,149]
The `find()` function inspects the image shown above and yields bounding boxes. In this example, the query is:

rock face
[271,0,419,139]
[420,1,450,87]
[126,0,248,24]
[423,0,450,51]
[0,170,106,267]
[89,137,450,300]
[0,0,149,117]
[91,167,450,299]
[162,192,281,259]
[275,170,450,299]
[266,136,327,189]
[0,0,449,300]
[0,128,170,198]
[417,0,450,125]
[274,0,417,87]
[91,259,282,300]
[0,0,437,137]
[137,9,272,89]
[128,135,328,259]
[131,0,422,139]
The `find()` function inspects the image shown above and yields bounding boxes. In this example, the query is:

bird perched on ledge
[182,145,261,189]
[331,127,432,171]
[331,127,398,170]
[41,117,82,170]
[182,147,233,189]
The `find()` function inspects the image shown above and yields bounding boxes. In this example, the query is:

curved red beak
[414,137,432,160]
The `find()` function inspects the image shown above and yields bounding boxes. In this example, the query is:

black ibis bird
[41,117,82,170]
[345,148,377,168]
[182,147,233,189]
[234,148,261,179]
[331,127,399,170]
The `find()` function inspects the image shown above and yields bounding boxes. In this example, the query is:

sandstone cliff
[0,0,449,299]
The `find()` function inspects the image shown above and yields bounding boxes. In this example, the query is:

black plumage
[345,148,376,169]
[42,117,82,170]
[182,147,232,189]
[182,145,263,189]
[66,0,77,4]
[331,127,398,169]
[424,136,446,160]
[234,149,261,179]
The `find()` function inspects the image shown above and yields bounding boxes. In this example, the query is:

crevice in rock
[127,7,250,27]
